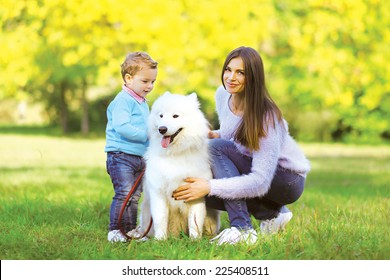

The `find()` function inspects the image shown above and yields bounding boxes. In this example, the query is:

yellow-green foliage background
[1,0,389,142]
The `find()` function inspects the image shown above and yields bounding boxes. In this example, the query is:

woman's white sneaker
[210,227,258,245]
[260,211,293,235]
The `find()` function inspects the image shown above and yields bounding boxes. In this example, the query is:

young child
[105,52,158,242]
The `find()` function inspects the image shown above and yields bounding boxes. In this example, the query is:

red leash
[117,169,153,240]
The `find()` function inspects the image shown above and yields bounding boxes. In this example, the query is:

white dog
[133,92,219,240]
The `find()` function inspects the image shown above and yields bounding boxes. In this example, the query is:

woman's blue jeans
[206,138,305,229]
[106,152,145,232]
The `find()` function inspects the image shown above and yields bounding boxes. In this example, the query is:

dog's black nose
[159,126,167,135]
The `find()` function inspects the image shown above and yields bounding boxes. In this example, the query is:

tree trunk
[59,81,68,134]
[80,79,89,135]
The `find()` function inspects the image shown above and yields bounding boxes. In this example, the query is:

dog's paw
[154,232,168,241]
[127,226,143,239]
[136,236,150,243]
[189,232,202,240]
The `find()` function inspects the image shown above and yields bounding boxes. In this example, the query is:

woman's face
[223,57,245,94]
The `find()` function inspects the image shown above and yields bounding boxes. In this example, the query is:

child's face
[125,66,158,98]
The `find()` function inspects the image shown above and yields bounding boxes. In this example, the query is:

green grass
[0,134,389,260]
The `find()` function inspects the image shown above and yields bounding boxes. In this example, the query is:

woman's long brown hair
[221,47,283,151]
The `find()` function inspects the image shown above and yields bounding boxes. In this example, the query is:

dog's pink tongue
[161,136,171,148]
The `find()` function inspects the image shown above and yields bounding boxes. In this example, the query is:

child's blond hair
[120,52,158,81]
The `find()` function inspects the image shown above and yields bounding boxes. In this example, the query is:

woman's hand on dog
[208,131,220,139]
[172,178,210,202]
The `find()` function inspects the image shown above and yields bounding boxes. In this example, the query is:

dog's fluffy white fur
[134,92,219,240]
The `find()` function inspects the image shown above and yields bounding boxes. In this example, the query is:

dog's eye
[173,114,179,118]
[160,114,163,118]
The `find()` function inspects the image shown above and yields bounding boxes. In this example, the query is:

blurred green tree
[0,0,388,142]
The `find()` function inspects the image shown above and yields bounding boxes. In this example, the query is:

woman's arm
[174,121,284,201]
[172,178,210,202]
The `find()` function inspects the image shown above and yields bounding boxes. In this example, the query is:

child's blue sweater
[104,90,149,156]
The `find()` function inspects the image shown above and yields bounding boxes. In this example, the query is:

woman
[173,46,310,245]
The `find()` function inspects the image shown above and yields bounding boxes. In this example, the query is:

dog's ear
[187,92,200,108]
[188,92,198,101]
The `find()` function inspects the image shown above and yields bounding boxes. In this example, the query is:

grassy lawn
[0,134,389,260]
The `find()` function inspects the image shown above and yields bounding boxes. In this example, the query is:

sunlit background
[1,0,389,143]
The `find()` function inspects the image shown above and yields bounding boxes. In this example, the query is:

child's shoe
[107,229,127,243]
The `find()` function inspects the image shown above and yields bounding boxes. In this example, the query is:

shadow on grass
[0,125,105,139]
[0,125,62,136]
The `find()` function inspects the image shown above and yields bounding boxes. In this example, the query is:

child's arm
[111,101,148,142]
